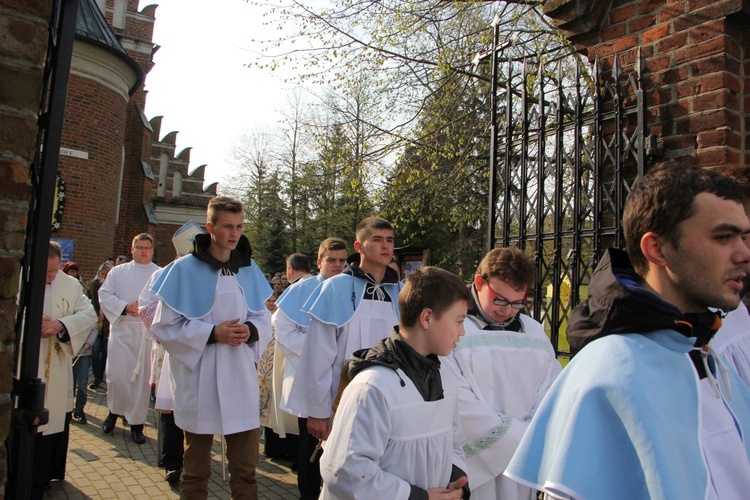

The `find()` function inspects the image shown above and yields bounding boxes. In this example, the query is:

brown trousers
[180,428,260,500]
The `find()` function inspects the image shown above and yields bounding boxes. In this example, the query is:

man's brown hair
[623,160,744,277]
[355,217,393,242]
[399,266,471,328]
[131,233,154,248]
[207,196,243,225]
[476,247,535,291]
[318,237,348,259]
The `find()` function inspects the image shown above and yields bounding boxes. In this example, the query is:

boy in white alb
[272,237,348,499]
[286,217,402,442]
[150,197,272,499]
[320,267,471,499]
[443,247,560,500]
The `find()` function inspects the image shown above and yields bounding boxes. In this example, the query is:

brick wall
[544,0,749,168]
[148,117,218,263]
[54,73,128,279]
[0,0,54,494]
[111,0,158,261]
[40,0,218,273]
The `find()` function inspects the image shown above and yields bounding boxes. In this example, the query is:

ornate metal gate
[9,0,79,497]
[491,51,650,359]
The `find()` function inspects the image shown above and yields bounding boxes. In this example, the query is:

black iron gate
[491,50,650,359]
[8,0,79,497]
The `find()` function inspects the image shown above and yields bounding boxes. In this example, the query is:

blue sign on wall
[51,238,74,264]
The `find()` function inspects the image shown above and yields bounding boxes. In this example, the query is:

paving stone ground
[45,383,299,499]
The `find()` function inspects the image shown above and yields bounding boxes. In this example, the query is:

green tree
[225,130,291,271]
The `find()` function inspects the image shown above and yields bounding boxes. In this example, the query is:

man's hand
[214,318,250,347]
[427,477,468,499]
[125,301,139,316]
[41,318,62,339]
[307,416,331,441]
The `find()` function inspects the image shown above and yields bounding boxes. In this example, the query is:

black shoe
[89,379,101,389]
[102,412,117,434]
[165,467,181,483]
[73,411,87,425]
[131,425,146,444]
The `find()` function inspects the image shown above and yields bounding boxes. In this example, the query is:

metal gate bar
[493,50,647,358]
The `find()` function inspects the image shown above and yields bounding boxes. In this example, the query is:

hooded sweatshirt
[567,248,721,377]
[343,329,470,500]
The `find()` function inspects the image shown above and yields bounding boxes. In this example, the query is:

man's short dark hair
[286,253,311,273]
[355,217,393,242]
[207,196,243,225]
[714,165,750,201]
[476,247,535,291]
[623,159,745,277]
[399,267,471,328]
[318,237,347,259]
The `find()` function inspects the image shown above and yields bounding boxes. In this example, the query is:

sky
[141,0,297,188]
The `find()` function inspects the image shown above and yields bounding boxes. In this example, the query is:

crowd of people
[27,159,750,499]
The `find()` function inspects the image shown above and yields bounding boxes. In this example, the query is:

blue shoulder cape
[302,272,402,327]
[275,274,324,327]
[151,254,272,319]
[505,329,750,500]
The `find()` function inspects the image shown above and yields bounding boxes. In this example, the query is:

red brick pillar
[544,0,749,168]
[0,0,54,493]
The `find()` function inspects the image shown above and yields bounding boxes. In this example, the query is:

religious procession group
[32,159,750,500]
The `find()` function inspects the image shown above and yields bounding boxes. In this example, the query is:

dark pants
[90,334,107,382]
[158,412,184,469]
[31,412,71,498]
[297,417,322,500]
[72,355,90,413]
[181,428,259,499]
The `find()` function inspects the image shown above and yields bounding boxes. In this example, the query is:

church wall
[55,69,128,279]
[544,0,749,168]
[0,0,54,492]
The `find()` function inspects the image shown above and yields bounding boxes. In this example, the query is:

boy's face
[425,300,468,356]
[474,275,527,323]
[207,210,244,254]
[318,249,348,279]
[354,228,394,269]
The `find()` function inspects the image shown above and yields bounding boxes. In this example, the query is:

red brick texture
[544,0,749,168]
[0,0,54,493]
[55,0,218,275]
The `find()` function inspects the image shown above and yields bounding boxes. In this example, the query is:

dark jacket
[567,248,721,376]
[348,330,470,500]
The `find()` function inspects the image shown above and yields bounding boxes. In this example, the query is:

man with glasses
[442,247,561,500]
[98,233,160,443]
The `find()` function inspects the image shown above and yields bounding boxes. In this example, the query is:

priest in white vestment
[443,248,561,500]
[98,233,160,443]
[29,241,96,495]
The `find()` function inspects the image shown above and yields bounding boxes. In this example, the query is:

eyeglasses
[484,280,526,310]
[134,246,153,251]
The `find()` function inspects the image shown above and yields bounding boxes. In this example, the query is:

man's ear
[353,240,362,253]
[206,221,214,236]
[640,232,669,268]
